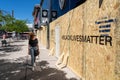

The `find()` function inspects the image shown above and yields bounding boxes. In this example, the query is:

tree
[3,14,15,24]
[3,20,29,32]
[0,10,15,26]
[0,10,3,22]
[0,10,29,32]
[15,20,29,32]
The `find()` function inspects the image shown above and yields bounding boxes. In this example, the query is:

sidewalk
[0,40,80,80]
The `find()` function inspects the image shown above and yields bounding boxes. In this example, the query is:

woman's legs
[34,56,36,64]
[30,48,35,66]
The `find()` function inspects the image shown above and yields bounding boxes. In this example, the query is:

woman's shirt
[2,34,6,40]
[29,38,38,47]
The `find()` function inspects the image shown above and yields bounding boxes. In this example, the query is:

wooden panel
[48,0,120,80]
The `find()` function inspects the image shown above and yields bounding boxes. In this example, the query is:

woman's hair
[29,32,36,40]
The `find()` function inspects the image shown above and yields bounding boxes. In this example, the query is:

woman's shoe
[34,63,36,67]
[32,67,34,71]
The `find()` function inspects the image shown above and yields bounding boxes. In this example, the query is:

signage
[51,10,57,21]
[42,10,48,17]
[95,18,116,36]
[52,11,57,18]
[62,35,112,46]
[41,10,48,25]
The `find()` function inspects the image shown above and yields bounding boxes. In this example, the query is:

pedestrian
[1,32,7,47]
[12,31,16,40]
[28,32,39,71]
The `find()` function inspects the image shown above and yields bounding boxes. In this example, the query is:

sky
[0,0,41,24]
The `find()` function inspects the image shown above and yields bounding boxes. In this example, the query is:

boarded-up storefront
[39,0,120,80]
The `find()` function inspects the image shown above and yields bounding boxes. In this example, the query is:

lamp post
[46,0,51,49]
[12,10,14,24]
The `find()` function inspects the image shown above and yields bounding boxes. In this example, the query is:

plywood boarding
[38,27,47,47]
[84,0,117,80]
[114,0,120,79]
[49,0,120,80]
[50,13,70,56]
[36,30,41,45]
[68,6,84,77]
[50,22,56,54]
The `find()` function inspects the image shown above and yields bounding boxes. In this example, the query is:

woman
[1,32,7,47]
[28,33,39,70]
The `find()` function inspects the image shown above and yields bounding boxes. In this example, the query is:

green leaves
[4,14,15,24]
[2,20,29,32]
[0,12,14,24]
[0,20,29,32]
[0,10,29,32]
[14,20,29,32]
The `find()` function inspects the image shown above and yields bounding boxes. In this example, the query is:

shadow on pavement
[0,44,25,53]
[14,40,26,42]
[0,59,25,80]
[0,57,79,80]
[21,60,79,80]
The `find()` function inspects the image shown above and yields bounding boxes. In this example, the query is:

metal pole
[12,10,14,18]
[46,0,52,49]
[12,10,14,24]
[39,0,44,24]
